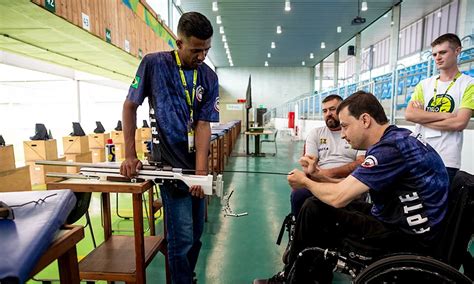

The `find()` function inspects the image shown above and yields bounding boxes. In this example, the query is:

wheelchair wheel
[354,254,472,284]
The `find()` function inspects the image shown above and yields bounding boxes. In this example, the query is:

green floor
[28,134,472,283]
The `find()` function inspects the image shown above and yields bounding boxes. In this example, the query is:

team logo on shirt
[425,94,454,113]
[214,97,220,112]
[196,86,204,102]
[320,138,327,144]
[361,155,378,168]
[131,75,140,89]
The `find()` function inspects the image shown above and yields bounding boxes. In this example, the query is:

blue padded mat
[0,190,76,284]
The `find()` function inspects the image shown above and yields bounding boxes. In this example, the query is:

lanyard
[174,50,198,122]
[434,72,461,97]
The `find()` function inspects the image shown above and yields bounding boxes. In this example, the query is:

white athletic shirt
[305,126,363,169]
[410,73,474,169]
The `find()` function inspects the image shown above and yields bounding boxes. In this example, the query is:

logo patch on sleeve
[131,75,141,89]
[196,86,204,102]
[361,155,378,168]
[214,97,219,112]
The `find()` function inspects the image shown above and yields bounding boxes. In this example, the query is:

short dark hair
[337,91,389,124]
[322,94,343,104]
[431,33,462,49]
[178,12,213,40]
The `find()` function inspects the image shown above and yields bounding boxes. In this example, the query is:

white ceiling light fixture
[310,53,314,59]
[216,15,222,24]
[302,61,305,66]
[276,26,282,34]
[337,26,342,33]
[222,35,227,42]
[175,0,181,6]
[271,42,276,48]
[265,61,269,67]
[437,10,442,17]
[321,42,326,49]
[224,42,228,49]
[212,2,218,11]
[285,0,291,11]
[230,62,234,67]
[361,1,368,11]
[220,26,225,34]
[267,53,271,58]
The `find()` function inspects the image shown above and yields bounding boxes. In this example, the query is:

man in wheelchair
[256,91,473,283]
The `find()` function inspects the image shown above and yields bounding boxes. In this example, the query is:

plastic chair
[66,192,96,248]
[260,130,278,156]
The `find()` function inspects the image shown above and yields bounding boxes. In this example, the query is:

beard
[325,117,340,129]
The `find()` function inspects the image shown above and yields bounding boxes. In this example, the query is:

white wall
[217,67,314,123]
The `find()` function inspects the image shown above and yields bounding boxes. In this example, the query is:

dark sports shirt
[126,51,219,169]
[352,125,449,239]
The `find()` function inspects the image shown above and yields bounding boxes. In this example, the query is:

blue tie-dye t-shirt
[126,51,219,169]
[352,125,449,240]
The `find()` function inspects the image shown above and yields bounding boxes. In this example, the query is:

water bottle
[105,138,116,162]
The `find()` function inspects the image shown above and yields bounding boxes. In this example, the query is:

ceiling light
[302,61,305,66]
[230,62,234,67]
[265,61,269,67]
[361,1,368,11]
[224,42,228,49]
[267,53,271,58]
[285,0,291,11]
[310,53,314,59]
[437,11,442,17]
[337,26,342,33]
[271,42,276,48]
[321,42,326,49]
[212,2,218,11]
[276,26,282,34]
[383,13,388,18]
[216,15,222,24]
[372,48,376,52]
[175,0,181,6]
[220,26,224,34]
[222,35,227,42]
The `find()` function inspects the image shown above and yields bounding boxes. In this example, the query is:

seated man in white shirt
[291,94,365,216]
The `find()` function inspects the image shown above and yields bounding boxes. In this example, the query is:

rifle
[35,160,224,197]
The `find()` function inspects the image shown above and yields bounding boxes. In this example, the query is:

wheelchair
[286,170,474,283]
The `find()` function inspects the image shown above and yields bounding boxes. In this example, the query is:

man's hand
[189,185,205,198]
[411,100,424,110]
[299,155,317,175]
[120,158,142,178]
[288,169,310,189]
[188,169,207,198]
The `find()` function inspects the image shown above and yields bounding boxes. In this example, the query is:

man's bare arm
[423,108,472,131]
[405,100,455,124]
[288,170,368,208]
[120,99,141,178]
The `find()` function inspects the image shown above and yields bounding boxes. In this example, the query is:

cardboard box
[135,128,152,140]
[26,157,66,185]
[0,145,16,172]
[0,166,32,192]
[91,148,106,163]
[88,133,110,149]
[63,136,89,154]
[111,131,124,144]
[23,139,58,162]
[115,144,125,161]
[64,151,93,173]
[135,140,150,154]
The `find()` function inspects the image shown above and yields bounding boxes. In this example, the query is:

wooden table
[244,130,273,156]
[30,225,84,284]
[47,179,167,284]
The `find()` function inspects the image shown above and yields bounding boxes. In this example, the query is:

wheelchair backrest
[434,170,474,268]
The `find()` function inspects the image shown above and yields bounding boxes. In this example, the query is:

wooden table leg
[133,193,146,283]
[102,192,112,240]
[58,245,80,284]
[148,187,155,236]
